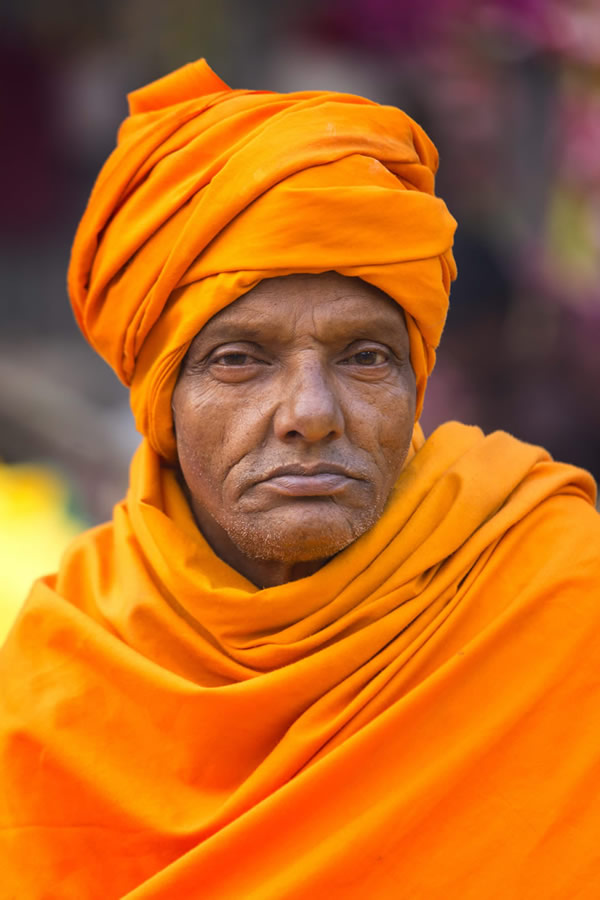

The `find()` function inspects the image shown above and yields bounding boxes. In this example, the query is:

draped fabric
[67,60,456,461]
[1,424,599,898]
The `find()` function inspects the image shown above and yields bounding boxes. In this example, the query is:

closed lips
[258,463,363,482]
[255,464,364,497]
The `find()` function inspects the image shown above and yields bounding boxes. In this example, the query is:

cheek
[173,388,224,489]
[349,382,415,459]
[173,385,270,493]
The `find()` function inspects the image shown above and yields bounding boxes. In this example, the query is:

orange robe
[2,422,599,898]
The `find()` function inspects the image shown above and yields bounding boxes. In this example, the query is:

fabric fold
[2,424,599,898]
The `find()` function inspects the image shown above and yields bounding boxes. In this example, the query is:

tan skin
[172,272,417,588]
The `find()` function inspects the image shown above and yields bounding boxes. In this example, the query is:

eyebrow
[190,308,409,353]
[190,322,267,347]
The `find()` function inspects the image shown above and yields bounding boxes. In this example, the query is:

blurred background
[1,0,599,624]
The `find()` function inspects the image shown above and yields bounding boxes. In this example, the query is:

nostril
[284,428,338,442]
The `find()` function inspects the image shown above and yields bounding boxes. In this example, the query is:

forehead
[190,272,408,346]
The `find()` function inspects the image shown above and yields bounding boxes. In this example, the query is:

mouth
[253,463,363,498]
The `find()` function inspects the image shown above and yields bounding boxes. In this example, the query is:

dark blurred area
[2,0,599,527]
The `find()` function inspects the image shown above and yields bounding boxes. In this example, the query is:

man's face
[172,272,416,584]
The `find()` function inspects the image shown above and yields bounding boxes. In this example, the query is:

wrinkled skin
[172,272,417,587]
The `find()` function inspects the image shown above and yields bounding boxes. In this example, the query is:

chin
[226,503,380,563]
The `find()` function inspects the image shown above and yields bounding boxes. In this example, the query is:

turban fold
[68,60,457,460]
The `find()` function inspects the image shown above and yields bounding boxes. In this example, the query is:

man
[1,60,599,899]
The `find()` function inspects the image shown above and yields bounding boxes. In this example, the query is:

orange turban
[68,60,456,461]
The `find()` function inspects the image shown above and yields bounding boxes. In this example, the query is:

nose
[273,356,344,443]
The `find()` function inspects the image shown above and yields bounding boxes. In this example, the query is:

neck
[217,551,328,589]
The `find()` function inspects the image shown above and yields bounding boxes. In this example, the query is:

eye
[204,345,271,382]
[346,349,388,366]
[214,352,253,366]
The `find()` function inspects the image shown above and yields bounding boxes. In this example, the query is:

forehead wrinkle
[288,294,409,346]
[189,301,275,349]
[191,281,409,352]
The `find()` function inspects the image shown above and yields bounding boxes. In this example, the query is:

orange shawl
[2,423,600,898]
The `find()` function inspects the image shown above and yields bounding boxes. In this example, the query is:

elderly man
[1,60,599,899]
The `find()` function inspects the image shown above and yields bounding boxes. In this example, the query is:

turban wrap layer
[68,60,457,461]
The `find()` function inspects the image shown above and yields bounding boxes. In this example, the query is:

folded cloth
[1,423,599,898]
